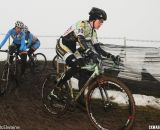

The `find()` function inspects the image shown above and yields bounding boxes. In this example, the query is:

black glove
[86,50,99,64]
[77,58,86,67]
[110,55,121,65]
[66,54,86,68]
[91,53,99,64]
[66,54,78,68]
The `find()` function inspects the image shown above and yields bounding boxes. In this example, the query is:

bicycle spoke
[41,73,69,116]
[86,77,135,130]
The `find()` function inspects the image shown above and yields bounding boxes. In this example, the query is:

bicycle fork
[98,80,112,109]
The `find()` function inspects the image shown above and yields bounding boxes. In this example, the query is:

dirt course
[0,63,160,130]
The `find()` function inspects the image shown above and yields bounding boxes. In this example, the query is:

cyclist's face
[15,26,22,33]
[94,19,104,29]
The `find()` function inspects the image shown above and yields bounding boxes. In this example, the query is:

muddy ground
[0,62,160,130]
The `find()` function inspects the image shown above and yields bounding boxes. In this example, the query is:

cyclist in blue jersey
[0,21,27,75]
[55,7,121,106]
[22,25,40,59]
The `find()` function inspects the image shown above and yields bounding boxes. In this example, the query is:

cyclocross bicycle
[0,49,19,95]
[42,55,136,130]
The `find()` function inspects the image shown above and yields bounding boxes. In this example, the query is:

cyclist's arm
[0,30,11,48]
[77,35,90,51]
[94,43,112,58]
[26,33,32,48]
[75,21,90,52]
[94,43,121,65]
[20,32,26,51]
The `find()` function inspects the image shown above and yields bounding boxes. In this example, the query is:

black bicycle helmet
[89,7,107,21]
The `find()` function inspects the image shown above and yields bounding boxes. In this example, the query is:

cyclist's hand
[89,53,99,64]
[111,55,121,65]
[92,53,100,64]
[86,49,99,64]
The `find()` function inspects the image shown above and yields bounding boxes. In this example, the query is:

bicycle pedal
[47,89,59,100]
[1,79,7,81]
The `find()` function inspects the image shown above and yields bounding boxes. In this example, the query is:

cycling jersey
[0,28,26,51]
[59,20,111,58]
[25,31,39,49]
[61,20,98,53]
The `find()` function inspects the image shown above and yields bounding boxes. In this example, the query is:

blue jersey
[0,28,26,51]
[25,31,38,48]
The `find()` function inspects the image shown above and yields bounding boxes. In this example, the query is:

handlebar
[0,49,22,55]
[0,50,8,53]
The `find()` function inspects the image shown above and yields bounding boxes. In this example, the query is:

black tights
[27,48,35,58]
[9,44,27,75]
[58,67,92,103]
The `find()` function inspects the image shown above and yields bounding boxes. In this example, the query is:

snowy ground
[70,77,160,110]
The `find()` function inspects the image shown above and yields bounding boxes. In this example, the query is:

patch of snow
[71,78,160,110]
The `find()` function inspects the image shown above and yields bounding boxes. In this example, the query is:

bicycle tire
[86,75,135,130]
[0,52,19,95]
[52,55,58,69]
[41,73,70,117]
[0,62,19,95]
[33,53,47,72]
[0,63,10,94]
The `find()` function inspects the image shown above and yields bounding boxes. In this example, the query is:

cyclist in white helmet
[0,21,27,75]
[22,25,40,59]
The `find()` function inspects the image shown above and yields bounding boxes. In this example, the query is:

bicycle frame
[1,49,19,72]
[44,55,136,130]
[54,55,120,103]
[74,64,100,101]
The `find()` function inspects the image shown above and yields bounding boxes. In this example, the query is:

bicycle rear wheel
[52,55,58,69]
[42,73,69,117]
[33,53,47,72]
[86,75,135,130]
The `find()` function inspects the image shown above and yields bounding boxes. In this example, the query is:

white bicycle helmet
[23,25,28,32]
[15,21,24,29]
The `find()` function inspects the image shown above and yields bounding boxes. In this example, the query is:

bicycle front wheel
[86,75,135,130]
[0,63,10,94]
[33,53,47,72]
